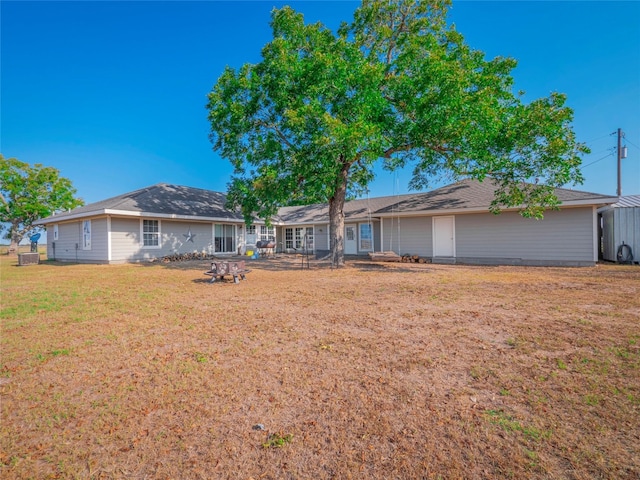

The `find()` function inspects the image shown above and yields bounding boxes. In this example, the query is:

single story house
[598,195,640,264]
[34,179,617,266]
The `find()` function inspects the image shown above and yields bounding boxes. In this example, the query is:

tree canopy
[0,155,83,252]
[206,0,588,266]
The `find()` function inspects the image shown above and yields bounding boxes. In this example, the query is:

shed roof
[609,195,640,208]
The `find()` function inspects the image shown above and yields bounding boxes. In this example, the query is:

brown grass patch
[1,255,639,479]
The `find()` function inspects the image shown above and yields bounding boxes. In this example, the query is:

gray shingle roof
[276,197,380,223]
[37,179,616,226]
[374,179,614,215]
[37,183,244,223]
[277,179,617,223]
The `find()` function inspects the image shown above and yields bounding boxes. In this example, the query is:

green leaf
[206,0,587,264]
[0,155,84,246]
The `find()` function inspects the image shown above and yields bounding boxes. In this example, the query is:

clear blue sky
[2,1,639,205]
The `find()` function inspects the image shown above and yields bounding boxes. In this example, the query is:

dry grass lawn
[1,254,639,479]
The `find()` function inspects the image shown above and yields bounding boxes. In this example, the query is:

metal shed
[599,195,640,264]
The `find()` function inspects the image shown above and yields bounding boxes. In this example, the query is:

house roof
[276,197,384,224]
[35,183,244,224]
[276,179,618,224]
[374,179,615,214]
[36,179,617,226]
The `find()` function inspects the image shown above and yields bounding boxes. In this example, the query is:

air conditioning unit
[18,253,40,266]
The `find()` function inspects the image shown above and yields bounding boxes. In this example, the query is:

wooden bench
[204,261,250,284]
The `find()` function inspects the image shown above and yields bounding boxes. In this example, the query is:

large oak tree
[0,155,83,253]
[207,0,587,266]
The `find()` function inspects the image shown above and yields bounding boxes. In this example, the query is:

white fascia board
[257,219,287,226]
[374,198,619,218]
[280,221,318,227]
[344,216,378,223]
[36,209,246,225]
[376,207,491,218]
[104,209,245,223]
[34,209,110,225]
[34,197,617,226]
[283,215,376,226]
[559,197,619,207]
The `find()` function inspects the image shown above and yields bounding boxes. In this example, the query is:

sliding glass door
[214,224,236,253]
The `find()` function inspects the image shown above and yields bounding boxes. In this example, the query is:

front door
[345,224,357,254]
[433,216,455,257]
[246,226,257,246]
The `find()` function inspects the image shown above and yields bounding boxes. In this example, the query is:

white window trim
[213,223,236,253]
[358,222,373,252]
[82,220,91,250]
[304,226,314,252]
[141,219,162,249]
[295,227,305,249]
[285,227,294,250]
[284,226,313,251]
[592,206,598,262]
[259,225,275,241]
[107,217,112,262]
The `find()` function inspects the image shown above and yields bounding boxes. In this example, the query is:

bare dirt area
[1,255,639,479]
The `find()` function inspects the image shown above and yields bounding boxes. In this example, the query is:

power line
[624,138,639,150]
[580,152,614,170]
[588,148,616,156]
[583,133,614,145]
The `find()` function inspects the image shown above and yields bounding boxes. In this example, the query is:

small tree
[207,0,587,266]
[0,155,83,253]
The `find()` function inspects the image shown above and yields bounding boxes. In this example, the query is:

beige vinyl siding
[110,217,143,262]
[86,218,109,261]
[47,222,79,261]
[314,225,330,251]
[381,217,432,257]
[163,221,216,255]
[111,218,218,262]
[47,218,108,262]
[455,208,595,262]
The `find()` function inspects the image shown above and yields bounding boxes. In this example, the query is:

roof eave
[374,197,618,218]
[33,193,618,226]
[34,208,247,225]
[104,209,244,222]
[34,209,110,225]
[561,197,618,208]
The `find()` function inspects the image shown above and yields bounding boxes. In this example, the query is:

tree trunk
[8,239,19,255]
[328,159,350,268]
[329,196,345,268]
[8,223,23,256]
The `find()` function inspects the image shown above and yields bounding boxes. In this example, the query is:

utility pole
[608,128,627,197]
[617,128,624,197]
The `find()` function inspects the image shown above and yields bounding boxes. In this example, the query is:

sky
[2,0,639,207]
